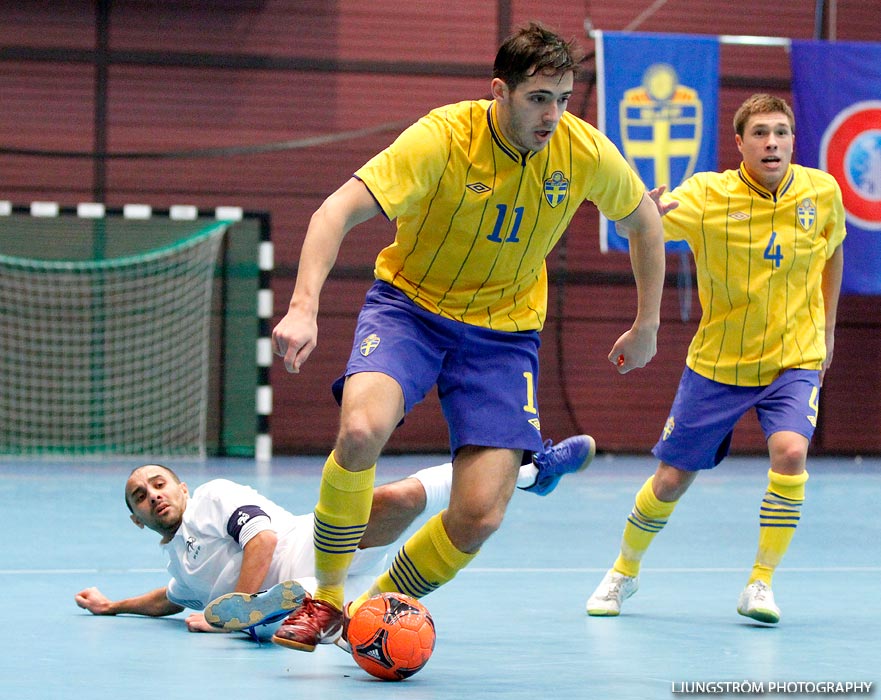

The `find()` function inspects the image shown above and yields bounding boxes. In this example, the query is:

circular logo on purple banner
[820,100,881,230]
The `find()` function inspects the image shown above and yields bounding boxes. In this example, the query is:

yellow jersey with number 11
[355,99,646,332]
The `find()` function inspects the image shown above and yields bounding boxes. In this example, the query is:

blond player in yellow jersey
[214,22,665,651]
[587,94,846,624]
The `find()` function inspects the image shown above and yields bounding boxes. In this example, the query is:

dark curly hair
[493,21,585,91]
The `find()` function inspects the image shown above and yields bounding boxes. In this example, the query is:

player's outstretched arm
[75,586,184,618]
[272,178,381,374]
[609,192,665,373]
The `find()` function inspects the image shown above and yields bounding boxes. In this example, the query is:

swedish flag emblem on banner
[595,32,719,252]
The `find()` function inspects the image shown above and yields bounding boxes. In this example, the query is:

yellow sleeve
[355,109,451,219]
[582,126,647,221]
[660,172,711,244]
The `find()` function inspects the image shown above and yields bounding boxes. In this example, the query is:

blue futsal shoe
[524,434,596,496]
[204,579,308,632]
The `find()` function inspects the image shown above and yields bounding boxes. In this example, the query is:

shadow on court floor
[1,453,878,699]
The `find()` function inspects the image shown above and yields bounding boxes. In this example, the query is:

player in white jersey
[75,439,587,639]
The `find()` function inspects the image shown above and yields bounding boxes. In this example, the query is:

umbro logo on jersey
[729,211,750,221]
[466,182,492,194]
[360,333,381,356]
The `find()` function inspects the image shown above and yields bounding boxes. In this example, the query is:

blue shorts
[652,367,821,471]
[332,280,545,457]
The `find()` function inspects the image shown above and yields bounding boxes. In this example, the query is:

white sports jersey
[162,479,386,609]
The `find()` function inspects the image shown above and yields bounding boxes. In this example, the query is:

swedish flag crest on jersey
[797,198,816,230]
[544,171,569,207]
[359,333,381,356]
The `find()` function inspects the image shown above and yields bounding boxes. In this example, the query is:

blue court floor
[1,453,878,700]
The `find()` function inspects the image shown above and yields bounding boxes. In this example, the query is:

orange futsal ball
[347,592,436,681]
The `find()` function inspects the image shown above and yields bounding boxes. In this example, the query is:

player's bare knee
[335,418,387,465]
[653,463,695,501]
[445,507,504,550]
[770,445,808,474]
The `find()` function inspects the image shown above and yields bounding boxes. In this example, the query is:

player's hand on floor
[187,612,228,633]
[75,587,112,615]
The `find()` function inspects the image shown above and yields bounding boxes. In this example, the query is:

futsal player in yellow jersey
[587,94,846,624]
[249,22,666,651]
[363,96,651,331]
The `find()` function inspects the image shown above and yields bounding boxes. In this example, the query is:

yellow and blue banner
[791,40,881,295]
[595,31,719,252]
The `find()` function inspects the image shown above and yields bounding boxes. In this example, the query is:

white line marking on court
[0,568,166,575]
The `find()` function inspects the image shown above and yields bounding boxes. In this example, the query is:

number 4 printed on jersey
[764,231,783,267]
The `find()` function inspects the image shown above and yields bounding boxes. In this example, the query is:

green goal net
[0,206,267,459]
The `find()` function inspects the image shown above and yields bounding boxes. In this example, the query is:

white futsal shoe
[586,569,639,616]
[736,580,780,624]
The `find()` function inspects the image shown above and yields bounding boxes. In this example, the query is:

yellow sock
[312,452,375,609]
[350,511,476,613]
[749,469,808,586]
[613,476,678,578]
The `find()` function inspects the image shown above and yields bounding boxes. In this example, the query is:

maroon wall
[1,1,879,455]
